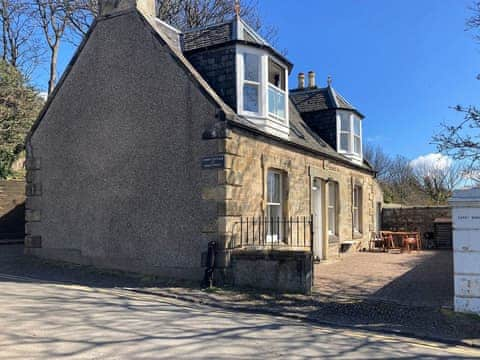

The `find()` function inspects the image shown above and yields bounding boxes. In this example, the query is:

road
[0,273,478,359]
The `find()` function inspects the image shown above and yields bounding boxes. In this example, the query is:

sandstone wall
[382,205,451,244]
[217,127,382,260]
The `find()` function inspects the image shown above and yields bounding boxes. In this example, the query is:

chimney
[99,0,156,19]
[308,71,316,88]
[298,73,305,89]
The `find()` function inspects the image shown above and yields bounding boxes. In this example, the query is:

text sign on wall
[453,208,480,229]
[201,155,225,169]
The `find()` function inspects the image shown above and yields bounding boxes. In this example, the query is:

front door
[312,178,324,260]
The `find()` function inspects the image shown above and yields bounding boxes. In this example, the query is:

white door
[312,179,324,260]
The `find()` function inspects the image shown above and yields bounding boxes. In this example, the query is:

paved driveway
[314,251,453,308]
[0,271,478,359]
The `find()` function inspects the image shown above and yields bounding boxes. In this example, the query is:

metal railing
[229,216,313,250]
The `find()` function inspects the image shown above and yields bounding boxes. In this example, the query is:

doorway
[312,178,325,261]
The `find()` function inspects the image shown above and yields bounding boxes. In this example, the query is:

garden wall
[382,205,451,247]
[0,180,25,239]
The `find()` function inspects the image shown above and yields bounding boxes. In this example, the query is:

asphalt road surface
[0,272,478,359]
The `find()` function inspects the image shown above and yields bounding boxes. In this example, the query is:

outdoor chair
[403,235,420,253]
[369,232,385,252]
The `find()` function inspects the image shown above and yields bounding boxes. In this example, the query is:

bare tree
[434,3,480,167]
[32,0,95,95]
[157,0,277,44]
[67,0,98,37]
[412,158,465,205]
[0,0,42,77]
[363,143,392,181]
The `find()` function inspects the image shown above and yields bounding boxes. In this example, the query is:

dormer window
[337,110,363,162]
[243,53,261,114]
[268,59,286,120]
[236,45,289,138]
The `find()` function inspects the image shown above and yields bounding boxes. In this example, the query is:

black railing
[230,216,313,250]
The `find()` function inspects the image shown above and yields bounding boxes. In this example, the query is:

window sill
[328,235,339,243]
[353,232,363,240]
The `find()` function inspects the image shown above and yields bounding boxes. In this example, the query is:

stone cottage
[25,0,383,293]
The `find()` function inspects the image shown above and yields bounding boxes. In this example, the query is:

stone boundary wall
[0,180,25,239]
[231,250,312,294]
[382,205,451,243]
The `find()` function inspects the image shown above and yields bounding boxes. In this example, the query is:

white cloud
[38,92,48,101]
[409,153,452,172]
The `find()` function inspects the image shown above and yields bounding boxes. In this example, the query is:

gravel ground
[313,251,453,308]
[0,244,478,348]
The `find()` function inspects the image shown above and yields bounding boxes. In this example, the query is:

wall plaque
[201,155,225,169]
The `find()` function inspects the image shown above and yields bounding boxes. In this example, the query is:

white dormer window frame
[336,110,363,163]
[236,45,289,138]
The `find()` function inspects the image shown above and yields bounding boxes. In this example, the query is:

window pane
[244,53,259,82]
[340,133,349,151]
[341,114,350,131]
[267,171,281,204]
[328,208,336,234]
[353,208,359,230]
[243,84,259,113]
[353,117,361,136]
[328,183,336,207]
[268,86,286,119]
[267,205,281,239]
[268,58,285,90]
[354,136,361,154]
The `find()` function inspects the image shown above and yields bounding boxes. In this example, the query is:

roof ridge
[182,18,234,34]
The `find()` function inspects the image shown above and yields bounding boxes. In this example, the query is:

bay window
[337,111,363,161]
[243,53,261,114]
[268,58,286,120]
[237,46,289,137]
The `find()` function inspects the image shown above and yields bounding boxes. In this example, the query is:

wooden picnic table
[381,231,422,252]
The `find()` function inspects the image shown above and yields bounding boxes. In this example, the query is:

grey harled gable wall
[27,12,220,280]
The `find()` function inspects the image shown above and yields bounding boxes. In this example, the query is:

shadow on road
[0,244,479,354]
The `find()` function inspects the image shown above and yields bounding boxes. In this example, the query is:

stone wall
[0,180,25,239]
[382,205,451,244]
[216,126,382,264]
[231,250,313,294]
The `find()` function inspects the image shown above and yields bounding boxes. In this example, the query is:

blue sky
[32,0,479,161]
[258,0,479,160]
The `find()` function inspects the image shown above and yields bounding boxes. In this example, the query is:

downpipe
[202,240,216,288]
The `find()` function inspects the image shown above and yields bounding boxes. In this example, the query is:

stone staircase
[0,180,25,240]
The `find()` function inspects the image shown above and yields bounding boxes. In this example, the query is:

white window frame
[267,58,288,121]
[266,169,283,242]
[327,182,338,237]
[336,111,363,162]
[236,45,289,137]
[353,185,362,234]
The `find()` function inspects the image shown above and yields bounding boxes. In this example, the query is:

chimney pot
[308,71,316,88]
[298,73,305,89]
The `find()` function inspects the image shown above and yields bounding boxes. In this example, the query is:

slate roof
[28,8,373,173]
[290,86,364,118]
[146,13,371,171]
[181,15,293,70]
[182,22,233,52]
